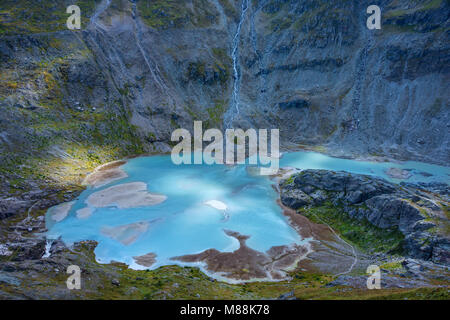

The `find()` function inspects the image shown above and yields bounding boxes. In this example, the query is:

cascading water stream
[226,0,249,128]
[42,239,53,258]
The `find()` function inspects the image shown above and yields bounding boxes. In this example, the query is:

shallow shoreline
[82,160,128,188]
[85,182,167,209]
[171,229,312,283]
[41,149,449,283]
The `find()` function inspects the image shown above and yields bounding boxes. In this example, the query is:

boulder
[280,189,312,209]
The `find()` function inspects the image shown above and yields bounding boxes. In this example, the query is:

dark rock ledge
[279,169,450,266]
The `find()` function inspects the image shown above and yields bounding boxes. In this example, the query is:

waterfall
[227,0,249,128]
[42,239,53,258]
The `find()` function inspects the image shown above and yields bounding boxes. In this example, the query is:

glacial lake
[45,150,449,274]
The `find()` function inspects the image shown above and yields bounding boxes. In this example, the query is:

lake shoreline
[42,148,449,282]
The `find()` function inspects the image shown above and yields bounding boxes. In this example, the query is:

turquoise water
[281,151,450,184]
[46,150,449,270]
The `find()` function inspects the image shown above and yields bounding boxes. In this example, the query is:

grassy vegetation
[442,203,450,220]
[206,99,227,128]
[380,261,404,271]
[137,0,218,29]
[421,0,444,10]
[299,202,405,254]
[383,0,445,33]
[182,98,228,130]
[218,0,239,20]
[0,0,101,35]
[103,265,448,300]
[187,59,230,86]
[0,35,145,195]
[211,47,232,83]
[263,0,354,39]
[311,145,327,153]
[1,240,447,300]
[427,98,443,117]
[386,0,443,18]
[273,14,295,32]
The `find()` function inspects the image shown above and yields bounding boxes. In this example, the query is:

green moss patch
[137,0,219,29]
[0,0,101,35]
[299,202,404,254]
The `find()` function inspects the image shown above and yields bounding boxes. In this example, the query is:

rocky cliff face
[0,0,448,193]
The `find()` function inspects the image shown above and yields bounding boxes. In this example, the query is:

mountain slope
[0,0,448,198]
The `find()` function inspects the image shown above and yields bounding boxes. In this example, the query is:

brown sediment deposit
[172,229,310,282]
[133,252,157,267]
[83,160,128,188]
[171,195,362,281]
[277,199,335,241]
[86,182,167,209]
[97,160,127,171]
[48,201,75,222]
[271,167,301,181]
[277,199,363,275]
[76,207,93,219]
[101,221,150,246]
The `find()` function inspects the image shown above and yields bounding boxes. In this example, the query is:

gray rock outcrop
[280,169,450,265]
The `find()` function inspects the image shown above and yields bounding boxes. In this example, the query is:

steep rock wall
[0,0,448,195]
